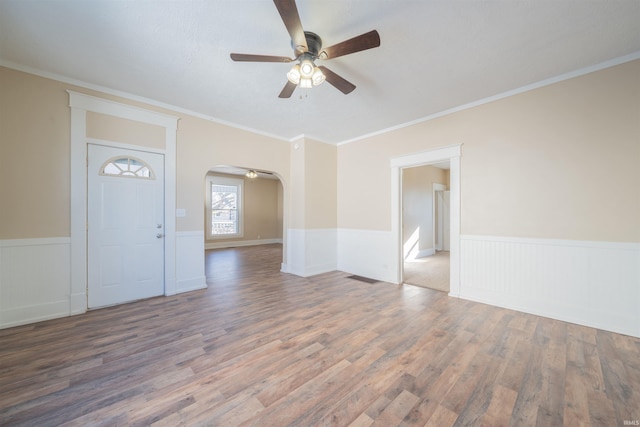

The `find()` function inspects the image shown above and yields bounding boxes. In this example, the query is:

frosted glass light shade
[311,68,325,86]
[287,64,301,84]
[299,77,313,89]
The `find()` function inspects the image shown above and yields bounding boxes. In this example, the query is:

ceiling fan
[230,0,380,98]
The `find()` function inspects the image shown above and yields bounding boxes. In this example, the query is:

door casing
[69,91,179,315]
[391,144,462,296]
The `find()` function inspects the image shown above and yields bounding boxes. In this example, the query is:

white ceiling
[1,1,639,145]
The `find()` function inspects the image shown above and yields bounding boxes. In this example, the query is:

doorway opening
[401,163,450,292]
[390,144,461,296]
[204,165,285,283]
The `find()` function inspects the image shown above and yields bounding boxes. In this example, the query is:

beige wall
[175,115,291,233]
[305,138,337,229]
[277,183,284,232]
[402,166,448,253]
[338,59,640,242]
[205,173,283,243]
[289,139,306,229]
[2,59,638,244]
[0,67,71,238]
[0,65,292,240]
[87,112,165,149]
[288,137,337,229]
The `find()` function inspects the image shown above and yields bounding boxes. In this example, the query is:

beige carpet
[403,251,450,292]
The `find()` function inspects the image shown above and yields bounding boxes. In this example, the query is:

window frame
[205,175,244,239]
[100,156,155,179]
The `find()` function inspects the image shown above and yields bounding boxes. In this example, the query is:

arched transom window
[100,156,155,179]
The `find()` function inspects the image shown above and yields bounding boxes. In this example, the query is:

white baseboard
[460,235,640,337]
[416,248,436,258]
[175,277,207,294]
[1,300,70,329]
[205,238,283,250]
[0,238,71,329]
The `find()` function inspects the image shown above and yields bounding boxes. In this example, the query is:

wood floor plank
[423,403,459,427]
[478,384,518,427]
[1,244,639,426]
[372,389,420,426]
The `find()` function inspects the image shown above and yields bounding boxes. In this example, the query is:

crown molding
[337,51,640,146]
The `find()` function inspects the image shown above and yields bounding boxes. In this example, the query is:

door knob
[156,233,164,238]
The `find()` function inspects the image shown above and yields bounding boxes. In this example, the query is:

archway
[204,165,286,282]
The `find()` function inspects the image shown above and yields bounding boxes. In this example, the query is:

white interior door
[88,144,165,308]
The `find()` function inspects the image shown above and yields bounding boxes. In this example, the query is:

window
[206,175,243,238]
[100,156,154,179]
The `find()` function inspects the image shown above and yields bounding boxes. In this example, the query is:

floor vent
[347,275,380,284]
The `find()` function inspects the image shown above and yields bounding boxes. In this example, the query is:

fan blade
[318,66,356,94]
[320,30,380,59]
[279,81,297,98]
[274,0,308,55]
[230,53,294,63]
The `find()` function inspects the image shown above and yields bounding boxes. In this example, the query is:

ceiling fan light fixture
[288,60,324,88]
[287,64,301,84]
[311,67,325,86]
[299,77,313,89]
[299,59,315,77]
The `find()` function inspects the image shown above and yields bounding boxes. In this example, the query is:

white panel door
[88,144,165,308]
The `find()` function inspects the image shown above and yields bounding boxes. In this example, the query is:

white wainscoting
[0,232,207,329]
[337,228,396,283]
[460,235,640,337]
[175,231,207,295]
[284,229,337,277]
[0,238,71,329]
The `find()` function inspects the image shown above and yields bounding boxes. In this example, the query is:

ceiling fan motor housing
[296,31,322,57]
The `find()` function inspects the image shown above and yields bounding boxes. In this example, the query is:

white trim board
[0,237,70,247]
[205,239,283,250]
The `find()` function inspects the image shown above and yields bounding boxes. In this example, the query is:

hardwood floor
[1,243,639,426]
